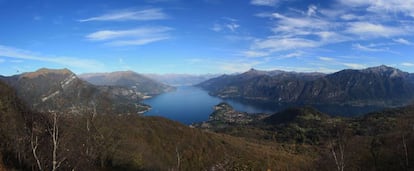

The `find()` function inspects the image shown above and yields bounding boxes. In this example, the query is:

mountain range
[0,68,164,115]
[198,65,414,107]
[1,66,414,170]
[143,73,220,86]
[79,71,175,96]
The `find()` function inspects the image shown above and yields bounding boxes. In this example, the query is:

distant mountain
[198,65,414,106]
[143,73,221,86]
[79,71,175,95]
[0,68,149,114]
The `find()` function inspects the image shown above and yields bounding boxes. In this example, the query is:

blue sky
[0,0,414,76]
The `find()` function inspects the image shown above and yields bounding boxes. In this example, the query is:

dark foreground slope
[198,65,414,107]
[0,80,314,170]
[195,102,414,170]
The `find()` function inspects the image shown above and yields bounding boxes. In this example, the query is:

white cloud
[226,23,240,32]
[268,13,346,44]
[107,37,170,46]
[0,45,104,70]
[346,22,405,38]
[281,51,304,58]
[352,43,388,52]
[253,38,319,52]
[338,0,370,7]
[79,8,167,22]
[271,13,331,33]
[211,17,240,33]
[319,57,334,61]
[307,5,317,16]
[250,0,278,6]
[401,62,414,67]
[393,38,413,45]
[222,17,238,22]
[255,12,273,18]
[343,63,366,69]
[211,24,222,32]
[340,14,361,21]
[246,0,414,67]
[218,60,262,73]
[340,0,414,18]
[86,27,171,41]
[242,50,269,58]
[86,27,171,46]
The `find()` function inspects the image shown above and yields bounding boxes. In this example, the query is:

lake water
[143,86,385,125]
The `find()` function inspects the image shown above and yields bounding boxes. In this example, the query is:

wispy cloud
[252,37,319,52]
[226,23,240,32]
[393,38,413,45]
[211,18,240,32]
[242,50,269,58]
[86,27,171,41]
[307,5,317,16]
[211,24,222,32]
[339,0,414,18]
[0,45,104,70]
[86,27,171,46]
[107,37,170,46]
[316,55,372,70]
[250,0,279,6]
[280,51,304,59]
[319,57,334,61]
[346,22,405,38]
[401,62,414,67]
[246,0,414,64]
[218,59,262,73]
[79,8,167,22]
[352,43,389,52]
[343,63,366,69]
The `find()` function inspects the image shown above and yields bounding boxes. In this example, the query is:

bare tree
[48,112,65,171]
[329,139,345,171]
[329,124,347,171]
[176,147,181,170]
[402,134,409,169]
[31,131,42,171]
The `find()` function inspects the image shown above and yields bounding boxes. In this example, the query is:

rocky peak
[362,65,407,78]
[243,68,287,77]
[244,68,266,75]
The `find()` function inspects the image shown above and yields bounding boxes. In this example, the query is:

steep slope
[79,71,175,96]
[0,68,149,114]
[299,65,414,105]
[198,65,414,106]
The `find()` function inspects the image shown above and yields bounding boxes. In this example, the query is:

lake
[143,86,385,125]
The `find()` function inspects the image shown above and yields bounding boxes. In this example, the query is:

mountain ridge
[0,68,150,115]
[79,71,175,95]
[198,65,414,108]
